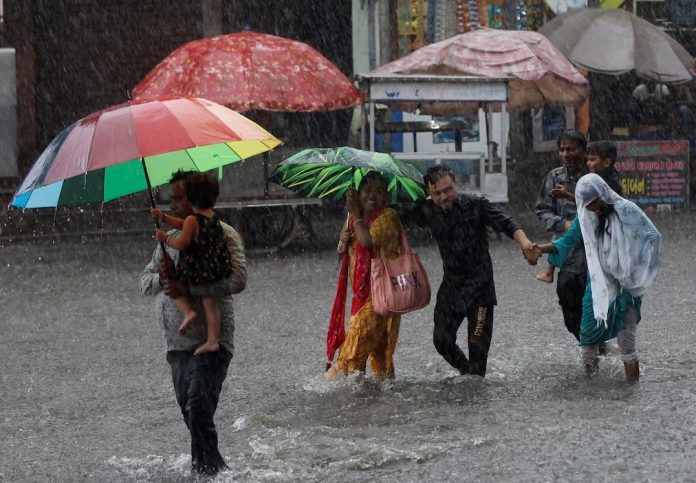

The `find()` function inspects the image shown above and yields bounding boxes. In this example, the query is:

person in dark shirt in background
[536,140,622,283]
[403,165,535,377]
[535,129,589,341]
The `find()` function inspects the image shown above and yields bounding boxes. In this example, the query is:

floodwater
[1,216,695,482]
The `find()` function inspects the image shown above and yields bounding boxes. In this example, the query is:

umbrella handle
[141,157,167,253]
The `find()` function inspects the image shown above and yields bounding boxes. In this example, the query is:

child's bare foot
[194,340,220,356]
[177,311,197,334]
[535,271,554,283]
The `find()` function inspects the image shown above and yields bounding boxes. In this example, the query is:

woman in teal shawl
[530,174,661,382]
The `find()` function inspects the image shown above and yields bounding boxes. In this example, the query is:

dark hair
[423,164,455,187]
[586,141,617,164]
[169,169,197,184]
[359,171,389,192]
[185,172,219,209]
[557,129,587,150]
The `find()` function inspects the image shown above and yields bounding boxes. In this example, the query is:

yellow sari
[333,208,402,379]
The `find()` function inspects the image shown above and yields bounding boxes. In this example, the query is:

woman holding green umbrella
[272,147,426,378]
[326,171,404,379]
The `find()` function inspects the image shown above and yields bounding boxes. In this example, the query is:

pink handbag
[371,226,431,316]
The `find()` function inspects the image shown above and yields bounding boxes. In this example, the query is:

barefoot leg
[173,297,197,334]
[194,340,220,356]
[535,264,555,284]
[194,297,221,356]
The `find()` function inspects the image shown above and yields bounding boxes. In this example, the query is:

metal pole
[369,100,376,151]
[263,152,270,199]
[501,102,507,175]
[484,104,493,173]
[361,101,367,150]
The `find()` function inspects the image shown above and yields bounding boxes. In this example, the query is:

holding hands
[523,243,542,266]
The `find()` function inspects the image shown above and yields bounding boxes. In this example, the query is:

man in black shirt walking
[406,165,535,376]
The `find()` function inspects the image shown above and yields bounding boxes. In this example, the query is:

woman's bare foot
[177,311,197,334]
[535,271,554,283]
[584,358,599,377]
[194,340,220,356]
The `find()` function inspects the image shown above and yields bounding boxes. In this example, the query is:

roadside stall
[356,28,589,204]
[356,72,511,202]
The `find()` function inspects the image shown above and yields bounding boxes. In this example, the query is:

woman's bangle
[353,218,364,225]
[165,235,171,245]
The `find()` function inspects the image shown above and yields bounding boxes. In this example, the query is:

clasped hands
[521,242,542,266]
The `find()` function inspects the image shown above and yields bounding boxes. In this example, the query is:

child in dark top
[151,172,232,355]
[536,141,623,283]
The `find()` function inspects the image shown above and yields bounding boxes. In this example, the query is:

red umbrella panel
[133,31,362,112]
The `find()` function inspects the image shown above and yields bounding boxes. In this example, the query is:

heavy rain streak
[1,1,696,481]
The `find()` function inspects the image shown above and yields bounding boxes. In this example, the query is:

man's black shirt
[404,194,521,312]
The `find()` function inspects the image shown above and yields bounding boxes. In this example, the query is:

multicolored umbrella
[11,97,280,208]
[271,147,426,202]
[132,31,362,112]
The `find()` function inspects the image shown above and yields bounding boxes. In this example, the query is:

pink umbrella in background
[374,28,588,111]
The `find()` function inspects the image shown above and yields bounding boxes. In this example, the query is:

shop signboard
[614,140,690,209]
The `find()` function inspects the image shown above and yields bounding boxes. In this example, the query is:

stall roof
[355,73,509,115]
[356,73,509,103]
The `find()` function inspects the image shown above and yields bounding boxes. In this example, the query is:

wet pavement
[1,214,695,481]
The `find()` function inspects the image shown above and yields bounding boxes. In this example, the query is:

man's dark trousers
[167,347,232,475]
[556,270,587,341]
[433,302,494,376]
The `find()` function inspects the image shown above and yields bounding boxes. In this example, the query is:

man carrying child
[535,132,622,342]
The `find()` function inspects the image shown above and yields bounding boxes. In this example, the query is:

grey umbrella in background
[540,8,695,85]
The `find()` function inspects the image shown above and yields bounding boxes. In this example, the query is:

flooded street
[1,216,695,482]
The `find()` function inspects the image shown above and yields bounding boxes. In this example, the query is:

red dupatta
[325,209,384,370]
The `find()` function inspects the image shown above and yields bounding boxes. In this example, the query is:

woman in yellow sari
[326,172,402,379]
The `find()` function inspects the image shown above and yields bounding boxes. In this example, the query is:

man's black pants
[167,347,232,475]
[433,302,494,376]
[556,270,587,341]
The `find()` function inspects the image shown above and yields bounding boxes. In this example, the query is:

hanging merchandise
[409,0,426,50]
[455,0,467,33]
[468,0,480,30]
[397,0,426,55]
[427,0,437,43]
[516,1,529,30]
[431,0,450,42]
[455,0,481,33]
[477,1,489,27]
[488,1,504,29]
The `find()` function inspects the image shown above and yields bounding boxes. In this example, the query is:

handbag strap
[376,220,412,259]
